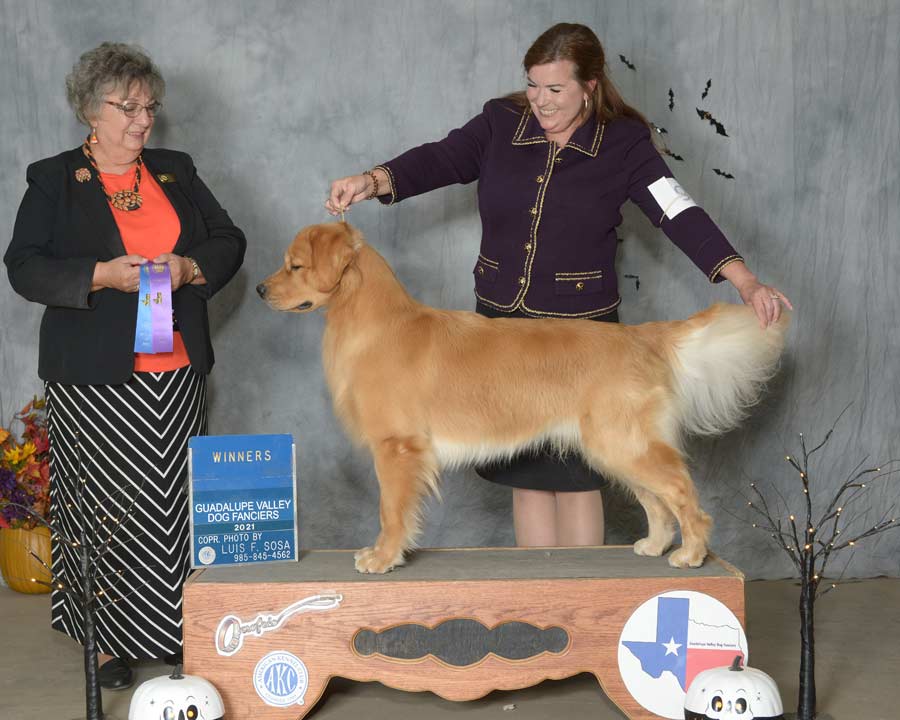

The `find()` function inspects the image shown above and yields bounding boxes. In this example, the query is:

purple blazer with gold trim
[377,99,742,318]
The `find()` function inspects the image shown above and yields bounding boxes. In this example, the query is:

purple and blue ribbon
[134,263,173,353]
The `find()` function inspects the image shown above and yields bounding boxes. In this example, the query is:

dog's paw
[667,546,707,569]
[354,546,398,574]
[633,537,671,557]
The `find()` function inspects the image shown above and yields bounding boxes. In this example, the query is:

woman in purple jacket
[326,23,790,549]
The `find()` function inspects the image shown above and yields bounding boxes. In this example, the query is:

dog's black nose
[256,283,268,298]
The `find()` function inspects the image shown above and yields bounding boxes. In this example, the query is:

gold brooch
[157,173,175,183]
[75,167,91,183]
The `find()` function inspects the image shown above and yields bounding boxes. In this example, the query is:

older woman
[327,24,791,551]
[4,43,245,689]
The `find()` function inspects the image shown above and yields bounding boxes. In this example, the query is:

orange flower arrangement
[0,397,50,529]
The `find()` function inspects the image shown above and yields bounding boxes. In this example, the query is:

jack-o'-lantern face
[684,656,784,720]
[161,703,201,720]
[706,689,751,717]
[128,671,224,720]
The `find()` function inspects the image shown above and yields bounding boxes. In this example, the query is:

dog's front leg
[354,436,437,574]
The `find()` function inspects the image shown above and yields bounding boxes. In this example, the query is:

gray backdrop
[1,0,898,579]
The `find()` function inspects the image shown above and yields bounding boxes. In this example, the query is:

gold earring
[583,97,589,111]
[90,126,98,144]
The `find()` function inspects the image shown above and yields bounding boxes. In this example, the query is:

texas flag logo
[617,591,748,719]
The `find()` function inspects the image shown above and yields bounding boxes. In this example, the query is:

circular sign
[617,590,748,719]
[253,651,309,707]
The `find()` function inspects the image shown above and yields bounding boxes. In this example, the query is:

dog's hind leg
[621,442,710,568]
[583,432,710,568]
[631,486,678,558]
[354,435,438,574]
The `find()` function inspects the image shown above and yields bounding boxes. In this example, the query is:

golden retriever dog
[257,222,790,574]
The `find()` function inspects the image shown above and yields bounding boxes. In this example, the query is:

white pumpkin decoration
[684,655,784,720]
[129,666,225,720]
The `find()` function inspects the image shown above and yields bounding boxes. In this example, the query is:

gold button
[529,207,537,215]
[518,276,526,286]
[524,243,532,253]
[536,175,544,183]
[555,157,562,164]
[575,281,585,291]
[477,266,485,275]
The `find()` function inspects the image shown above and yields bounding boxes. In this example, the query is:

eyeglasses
[104,100,162,118]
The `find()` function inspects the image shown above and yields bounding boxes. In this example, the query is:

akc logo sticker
[253,651,309,707]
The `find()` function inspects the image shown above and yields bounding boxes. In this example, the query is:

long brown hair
[507,23,651,130]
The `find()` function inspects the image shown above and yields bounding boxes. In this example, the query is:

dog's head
[256,222,364,312]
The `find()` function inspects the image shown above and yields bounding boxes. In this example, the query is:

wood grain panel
[183,548,744,719]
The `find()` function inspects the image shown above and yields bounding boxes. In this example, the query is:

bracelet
[187,257,200,281]
[362,169,379,200]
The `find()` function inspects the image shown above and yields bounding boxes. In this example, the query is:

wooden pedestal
[183,547,744,719]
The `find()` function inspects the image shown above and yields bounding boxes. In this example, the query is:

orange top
[102,166,189,372]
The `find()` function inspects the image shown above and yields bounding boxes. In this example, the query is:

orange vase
[0,525,52,594]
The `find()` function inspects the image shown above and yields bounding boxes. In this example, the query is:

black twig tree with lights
[2,433,150,720]
[745,413,898,720]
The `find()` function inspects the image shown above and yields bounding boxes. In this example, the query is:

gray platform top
[190,546,742,584]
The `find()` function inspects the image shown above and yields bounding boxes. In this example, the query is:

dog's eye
[291,264,303,271]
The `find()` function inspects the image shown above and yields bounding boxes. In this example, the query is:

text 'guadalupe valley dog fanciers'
[257,222,790,574]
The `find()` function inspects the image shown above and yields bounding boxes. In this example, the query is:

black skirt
[474,302,618,492]
[46,366,207,659]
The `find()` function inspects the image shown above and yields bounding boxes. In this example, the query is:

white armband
[647,177,697,221]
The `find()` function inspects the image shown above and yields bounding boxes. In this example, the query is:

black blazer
[4,147,246,385]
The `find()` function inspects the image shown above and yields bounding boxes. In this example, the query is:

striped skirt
[46,366,207,660]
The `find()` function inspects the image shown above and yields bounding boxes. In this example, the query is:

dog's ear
[310,223,362,293]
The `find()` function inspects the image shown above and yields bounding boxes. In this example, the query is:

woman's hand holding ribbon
[152,253,200,290]
[91,254,148,293]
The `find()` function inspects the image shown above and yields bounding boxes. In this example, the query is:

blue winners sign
[188,434,297,568]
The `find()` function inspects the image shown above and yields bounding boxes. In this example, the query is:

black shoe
[163,651,183,666]
[98,657,133,691]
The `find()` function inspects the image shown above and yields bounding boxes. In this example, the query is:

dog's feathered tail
[669,303,790,436]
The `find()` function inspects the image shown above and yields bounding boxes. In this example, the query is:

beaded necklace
[82,138,144,211]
